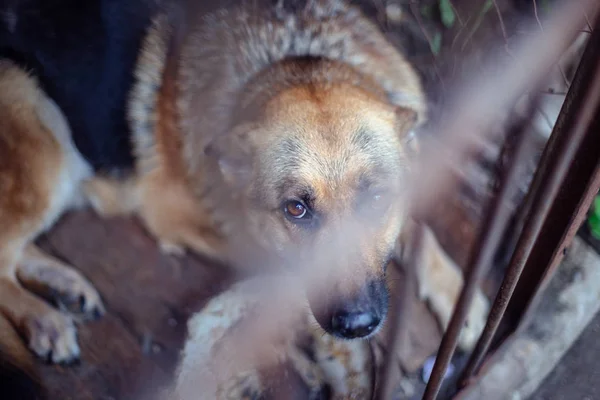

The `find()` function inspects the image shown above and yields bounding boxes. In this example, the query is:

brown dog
[87,0,428,341]
[0,0,487,368]
[0,61,104,364]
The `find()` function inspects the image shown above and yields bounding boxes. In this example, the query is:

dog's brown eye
[371,192,387,207]
[285,200,307,219]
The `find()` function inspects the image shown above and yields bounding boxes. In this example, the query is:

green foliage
[439,0,456,28]
[430,32,442,55]
[482,0,493,14]
[588,194,600,240]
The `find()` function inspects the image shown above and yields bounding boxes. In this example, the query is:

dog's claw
[91,305,105,320]
[17,247,105,322]
[56,283,105,321]
[25,310,81,364]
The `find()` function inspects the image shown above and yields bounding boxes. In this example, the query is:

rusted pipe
[458,16,600,386]
[421,102,533,400]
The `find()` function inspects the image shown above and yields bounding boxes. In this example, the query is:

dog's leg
[175,280,266,399]
[285,346,328,399]
[0,60,98,363]
[84,171,226,260]
[415,225,490,351]
[0,269,79,364]
[17,245,105,319]
[135,171,227,259]
[306,321,373,400]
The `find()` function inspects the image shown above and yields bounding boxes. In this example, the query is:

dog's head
[206,60,421,339]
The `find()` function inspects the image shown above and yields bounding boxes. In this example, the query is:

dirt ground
[532,312,600,400]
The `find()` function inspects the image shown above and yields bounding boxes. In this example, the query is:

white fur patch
[35,91,93,230]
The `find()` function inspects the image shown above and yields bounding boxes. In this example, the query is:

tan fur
[86,15,225,259]
[0,60,103,364]
[416,226,489,351]
[89,1,422,265]
[85,0,488,347]
[0,0,486,372]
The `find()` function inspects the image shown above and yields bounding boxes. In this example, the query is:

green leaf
[589,213,600,240]
[439,0,456,29]
[482,0,493,15]
[430,32,442,55]
[588,193,600,239]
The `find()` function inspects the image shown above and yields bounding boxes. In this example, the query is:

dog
[0,0,488,380]
[172,223,490,399]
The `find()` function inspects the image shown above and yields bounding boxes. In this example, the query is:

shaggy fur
[0,1,488,395]
[0,60,103,365]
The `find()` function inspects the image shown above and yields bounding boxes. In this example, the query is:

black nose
[331,310,381,339]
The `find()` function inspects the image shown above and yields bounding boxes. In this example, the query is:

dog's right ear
[204,123,256,189]
[395,106,420,157]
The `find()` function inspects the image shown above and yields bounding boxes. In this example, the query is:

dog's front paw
[18,246,105,321]
[23,310,80,364]
[458,289,490,351]
[52,276,105,320]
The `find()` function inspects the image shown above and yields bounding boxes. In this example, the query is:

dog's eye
[283,200,313,222]
[370,191,388,208]
[286,201,306,218]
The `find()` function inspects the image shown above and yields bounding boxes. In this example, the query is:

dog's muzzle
[310,278,388,340]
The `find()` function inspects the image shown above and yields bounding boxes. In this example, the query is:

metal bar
[520,164,600,316]
[506,44,600,333]
[421,104,532,400]
[458,14,600,388]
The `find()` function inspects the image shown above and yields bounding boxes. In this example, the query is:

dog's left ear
[395,107,420,155]
[205,123,256,189]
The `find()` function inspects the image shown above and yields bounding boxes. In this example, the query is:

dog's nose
[331,310,381,339]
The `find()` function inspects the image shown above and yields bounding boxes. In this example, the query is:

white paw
[159,240,186,256]
[458,289,490,351]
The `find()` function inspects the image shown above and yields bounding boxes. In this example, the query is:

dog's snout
[310,278,388,340]
[331,309,380,339]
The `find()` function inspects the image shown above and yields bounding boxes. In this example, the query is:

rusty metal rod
[421,106,532,400]
[458,17,600,386]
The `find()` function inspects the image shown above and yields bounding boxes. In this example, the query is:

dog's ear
[205,123,256,189]
[395,106,418,133]
[395,106,420,156]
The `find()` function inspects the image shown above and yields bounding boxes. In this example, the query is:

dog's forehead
[264,85,402,155]
[256,85,409,201]
[263,128,405,205]
[265,84,398,132]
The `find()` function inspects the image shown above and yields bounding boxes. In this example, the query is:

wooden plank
[25,210,233,399]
